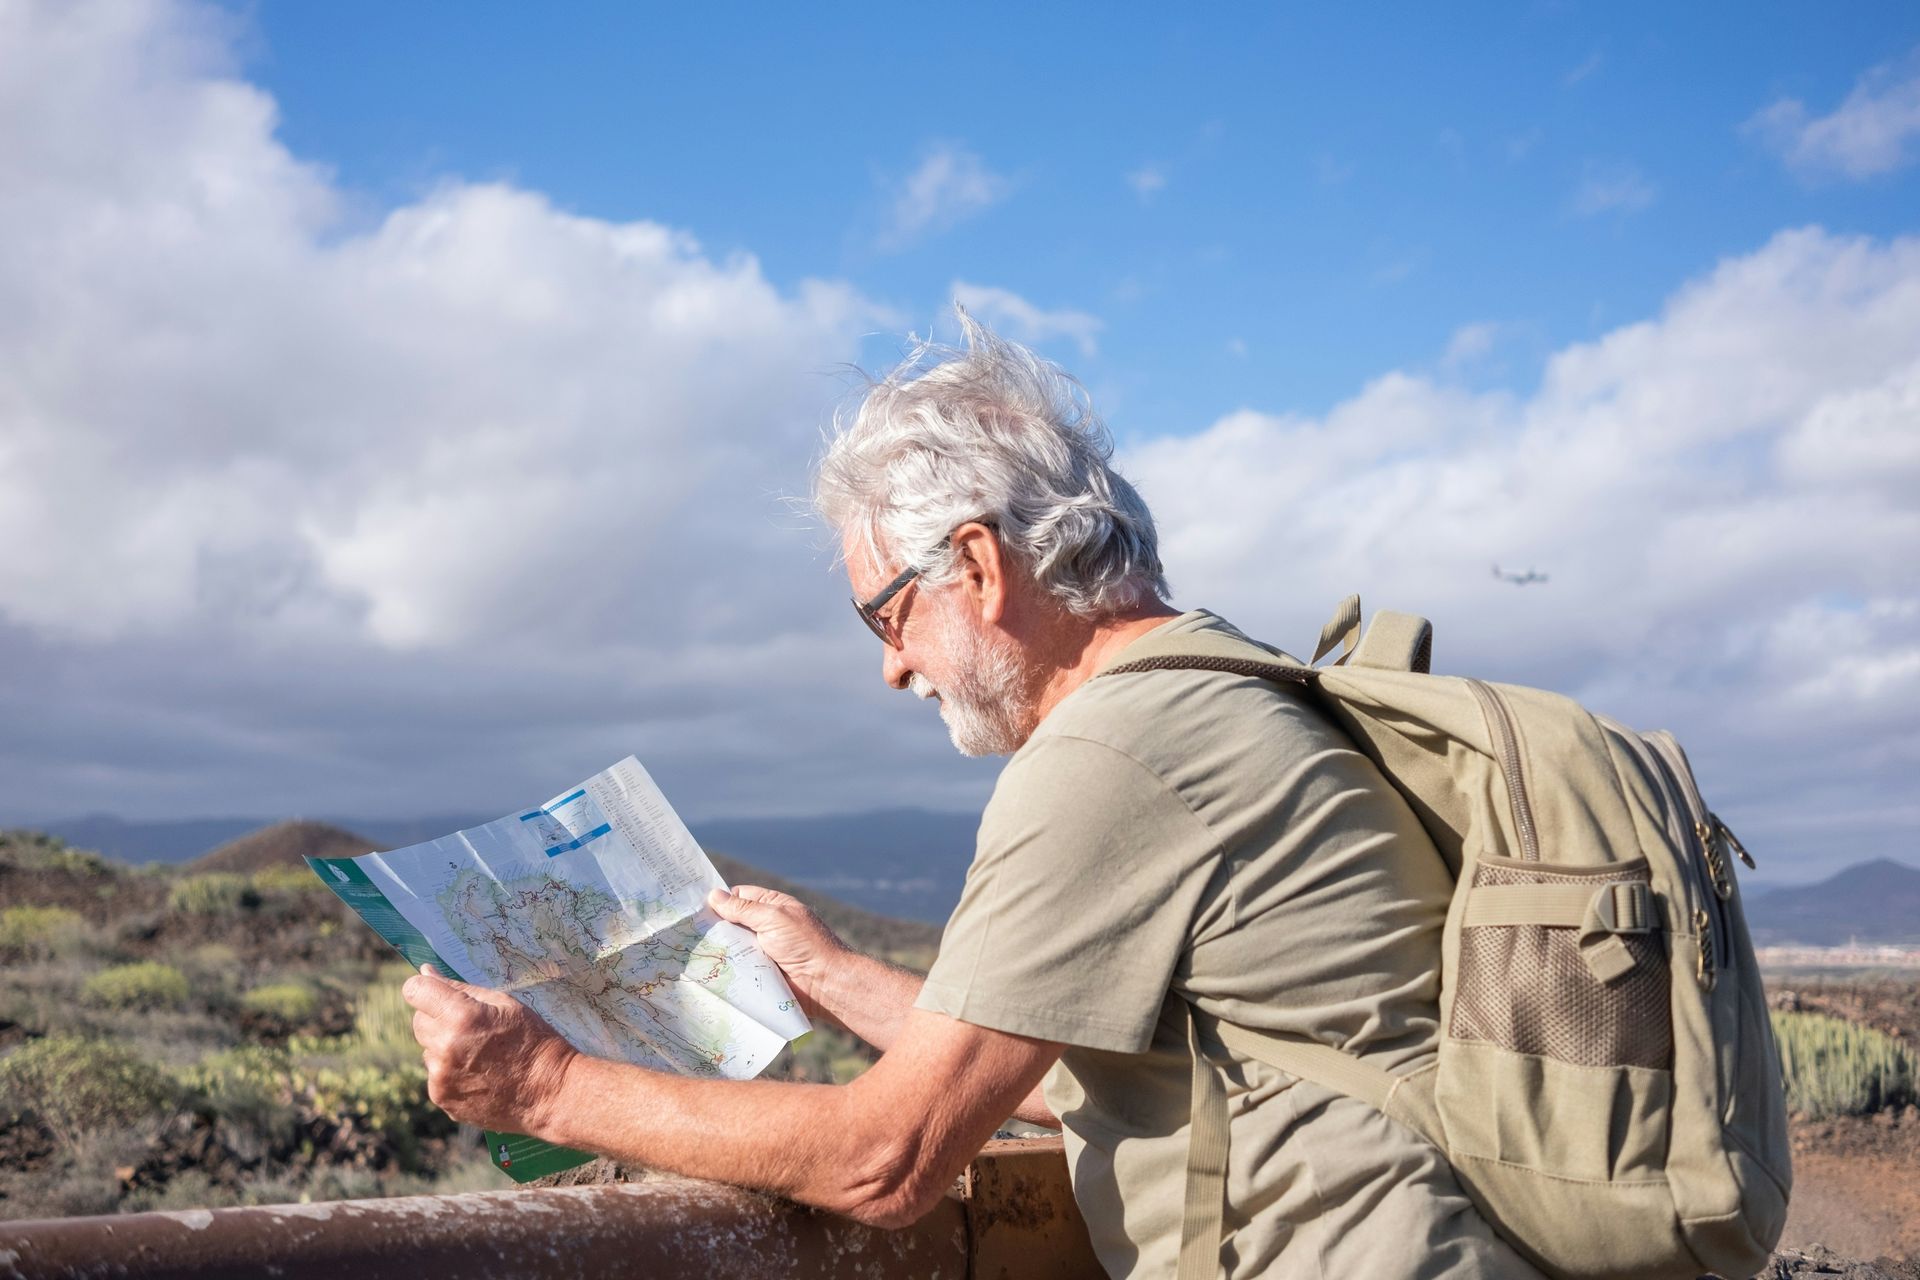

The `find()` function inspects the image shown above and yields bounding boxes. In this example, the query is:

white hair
[814,310,1169,617]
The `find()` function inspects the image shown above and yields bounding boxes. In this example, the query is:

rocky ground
[1757,1248,1920,1279]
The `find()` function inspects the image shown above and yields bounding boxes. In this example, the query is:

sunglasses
[850,520,997,646]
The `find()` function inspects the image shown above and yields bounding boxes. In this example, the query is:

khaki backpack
[1100,597,1791,1280]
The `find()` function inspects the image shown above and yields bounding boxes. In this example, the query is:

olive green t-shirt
[916,610,1542,1280]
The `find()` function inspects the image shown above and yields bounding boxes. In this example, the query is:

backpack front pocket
[1450,856,1671,1071]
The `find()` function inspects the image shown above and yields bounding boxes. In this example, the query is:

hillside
[192,820,377,875]
[33,808,979,924]
[173,820,942,958]
[1746,858,1920,947]
[0,825,939,1221]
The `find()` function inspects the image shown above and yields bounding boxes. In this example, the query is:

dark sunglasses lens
[853,598,886,642]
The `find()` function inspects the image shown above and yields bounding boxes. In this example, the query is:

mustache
[908,673,939,700]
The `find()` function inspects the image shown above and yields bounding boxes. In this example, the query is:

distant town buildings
[1755,944,1920,970]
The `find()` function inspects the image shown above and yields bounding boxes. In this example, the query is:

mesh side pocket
[1451,862,1671,1069]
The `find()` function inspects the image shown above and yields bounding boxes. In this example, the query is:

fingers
[404,965,481,1018]
[730,884,800,907]
[708,886,798,932]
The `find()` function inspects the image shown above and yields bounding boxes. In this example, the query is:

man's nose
[881,643,911,691]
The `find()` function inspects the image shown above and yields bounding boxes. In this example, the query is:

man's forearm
[528,1009,1063,1228]
[536,1058,894,1218]
[818,950,1058,1129]
[815,949,926,1052]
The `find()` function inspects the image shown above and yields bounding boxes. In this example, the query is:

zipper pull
[1712,814,1756,869]
[1697,821,1733,899]
[1692,907,1717,989]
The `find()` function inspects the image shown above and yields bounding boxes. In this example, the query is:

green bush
[0,905,89,960]
[251,865,322,895]
[0,831,113,877]
[83,961,191,1010]
[184,941,243,984]
[242,982,318,1022]
[349,975,422,1070]
[0,1035,180,1146]
[184,1044,300,1156]
[1772,1009,1918,1118]
[185,1043,445,1172]
[167,872,260,915]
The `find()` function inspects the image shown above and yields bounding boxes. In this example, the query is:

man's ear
[950,522,1007,625]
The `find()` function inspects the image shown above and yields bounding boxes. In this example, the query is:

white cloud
[1370,250,1426,286]
[0,0,1011,825]
[877,142,1008,250]
[1570,162,1657,216]
[1746,49,1920,181]
[1124,227,1920,881]
[2,1,1915,884]
[1125,165,1166,199]
[1506,128,1544,162]
[1440,321,1500,368]
[950,281,1103,357]
[1562,51,1604,88]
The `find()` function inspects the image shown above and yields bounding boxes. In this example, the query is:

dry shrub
[241,982,317,1022]
[0,830,114,877]
[0,1035,181,1148]
[83,961,191,1011]
[251,865,323,895]
[167,873,259,916]
[0,905,91,961]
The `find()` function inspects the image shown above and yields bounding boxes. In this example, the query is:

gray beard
[924,616,1035,757]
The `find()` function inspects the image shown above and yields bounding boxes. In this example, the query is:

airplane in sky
[1492,564,1549,586]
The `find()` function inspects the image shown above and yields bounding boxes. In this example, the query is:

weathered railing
[0,1137,1102,1280]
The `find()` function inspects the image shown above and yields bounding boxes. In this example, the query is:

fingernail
[708,888,730,905]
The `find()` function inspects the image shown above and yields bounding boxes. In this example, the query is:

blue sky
[2,1,1916,884]
[234,3,1920,429]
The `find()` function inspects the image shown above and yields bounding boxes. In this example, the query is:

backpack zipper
[1714,814,1757,869]
[1466,679,1540,862]
[1645,732,1732,986]
[1595,716,1721,990]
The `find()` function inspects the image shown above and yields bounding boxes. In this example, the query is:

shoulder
[1027,610,1341,774]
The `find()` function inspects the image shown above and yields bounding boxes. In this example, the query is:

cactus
[1771,1009,1917,1119]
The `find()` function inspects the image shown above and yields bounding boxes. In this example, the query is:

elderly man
[405,318,1540,1278]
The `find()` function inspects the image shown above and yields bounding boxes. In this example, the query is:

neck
[1026,600,1184,729]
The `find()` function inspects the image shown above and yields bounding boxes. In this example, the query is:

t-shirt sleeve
[914,733,1224,1053]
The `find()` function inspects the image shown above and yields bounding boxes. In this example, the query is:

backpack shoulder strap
[1099,628,1316,686]
[1102,599,1433,685]
[1177,1002,1445,1280]
[1349,610,1434,674]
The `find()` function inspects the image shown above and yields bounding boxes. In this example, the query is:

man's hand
[708,885,849,1019]
[403,965,578,1137]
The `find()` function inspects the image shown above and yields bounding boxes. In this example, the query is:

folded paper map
[306,756,812,1181]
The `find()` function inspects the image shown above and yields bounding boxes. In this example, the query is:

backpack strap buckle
[1581,881,1653,984]
[1592,880,1652,934]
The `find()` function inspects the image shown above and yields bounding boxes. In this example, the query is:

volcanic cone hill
[191,819,376,875]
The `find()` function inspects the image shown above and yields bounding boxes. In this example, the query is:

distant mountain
[27,813,484,867]
[1745,858,1920,946]
[29,806,979,926]
[691,809,978,925]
